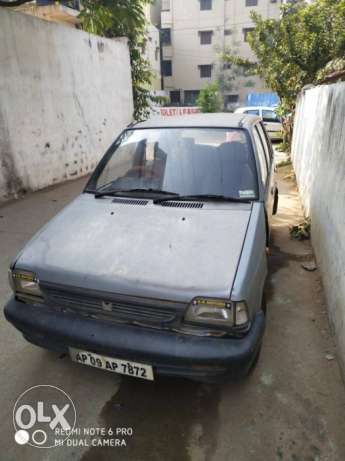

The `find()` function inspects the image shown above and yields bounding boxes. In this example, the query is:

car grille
[42,285,179,326]
[160,201,204,209]
[112,198,149,206]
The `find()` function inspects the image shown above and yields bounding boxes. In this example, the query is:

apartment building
[160,0,283,107]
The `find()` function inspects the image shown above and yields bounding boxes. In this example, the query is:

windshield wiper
[153,194,252,204]
[94,188,180,199]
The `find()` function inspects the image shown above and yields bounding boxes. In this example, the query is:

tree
[196,82,222,113]
[224,0,345,144]
[79,0,154,121]
[215,52,256,110]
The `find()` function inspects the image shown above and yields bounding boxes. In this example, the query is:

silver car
[235,106,283,141]
[5,114,278,383]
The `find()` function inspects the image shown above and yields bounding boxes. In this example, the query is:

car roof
[132,113,261,130]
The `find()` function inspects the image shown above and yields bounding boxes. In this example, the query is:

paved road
[1,170,345,461]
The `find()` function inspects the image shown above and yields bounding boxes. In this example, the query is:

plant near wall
[223,0,345,147]
[196,82,222,113]
[79,0,154,121]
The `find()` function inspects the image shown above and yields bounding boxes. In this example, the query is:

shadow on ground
[81,377,221,461]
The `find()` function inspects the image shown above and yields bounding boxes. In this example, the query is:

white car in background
[235,106,283,141]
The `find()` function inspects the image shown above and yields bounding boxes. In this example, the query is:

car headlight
[9,269,44,303]
[185,298,234,327]
[185,297,249,328]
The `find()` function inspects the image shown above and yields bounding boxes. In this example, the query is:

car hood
[15,194,252,302]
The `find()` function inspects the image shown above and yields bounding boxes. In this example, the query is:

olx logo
[13,385,76,448]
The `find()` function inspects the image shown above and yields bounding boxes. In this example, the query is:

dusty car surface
[4,113,278,383]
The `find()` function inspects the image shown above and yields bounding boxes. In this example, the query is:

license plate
[69,348,154,381]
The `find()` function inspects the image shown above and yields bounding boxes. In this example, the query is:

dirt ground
[0,165,345,461]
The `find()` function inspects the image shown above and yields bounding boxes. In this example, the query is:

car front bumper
[4,297,265,382]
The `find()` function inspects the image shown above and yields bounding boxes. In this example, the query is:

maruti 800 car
[4,114,278,383]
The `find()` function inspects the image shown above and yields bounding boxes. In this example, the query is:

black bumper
[4,298,265,382]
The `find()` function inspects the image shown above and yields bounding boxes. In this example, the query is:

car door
[252,123,278,240]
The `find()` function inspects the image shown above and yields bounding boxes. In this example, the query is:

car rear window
[262,110,281,123]
[245,109,260,116]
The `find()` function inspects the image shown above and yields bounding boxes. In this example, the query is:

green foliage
[290,218,311,241]
[154,95,169,106]
[276,142,291,154]
[196,82,222,113]
[79,0,154,121]
[243,79,255,88]
[224,0,345,115]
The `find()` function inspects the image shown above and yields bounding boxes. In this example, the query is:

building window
[243,27,255,42]
[224,94,239,109]
[161,28,171,45]
[200,0,212,11]
[245,0,258,6]
[226,94,239,104]
[162,0,170,11]
[223,62,232,70]
[184,90,200,106]
[199,65,213,78]
[162,60,172,77]
[199,31,213,45]
[170,91,181,105]
[224,29,232,36]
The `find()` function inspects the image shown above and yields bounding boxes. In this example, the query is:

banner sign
[157,107,201,117]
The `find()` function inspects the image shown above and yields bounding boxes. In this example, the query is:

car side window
[253,126,268,184]
[256,123,272,164]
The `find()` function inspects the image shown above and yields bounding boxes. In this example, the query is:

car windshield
[88,128,258,199]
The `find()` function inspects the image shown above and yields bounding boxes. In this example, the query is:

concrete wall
[0,8,133,201]
[292,82,345,375]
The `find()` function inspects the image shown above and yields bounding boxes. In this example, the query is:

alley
[1,166,345,461]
